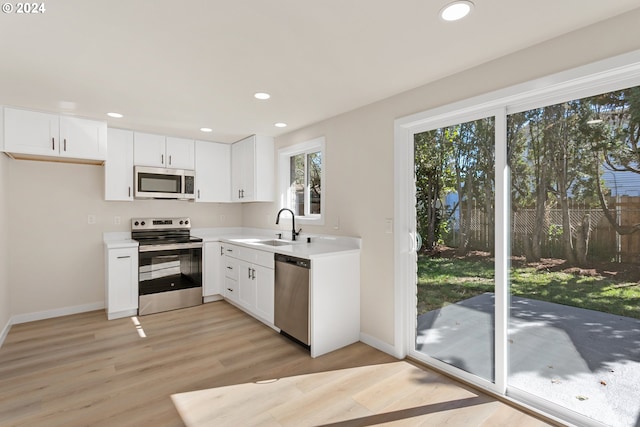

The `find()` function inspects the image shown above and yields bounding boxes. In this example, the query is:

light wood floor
[0,302,554,427]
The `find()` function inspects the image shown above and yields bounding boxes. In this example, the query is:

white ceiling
[1,0,639,143]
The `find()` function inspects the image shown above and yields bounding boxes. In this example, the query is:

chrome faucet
[276,208,301,241]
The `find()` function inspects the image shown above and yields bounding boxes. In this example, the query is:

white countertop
[103,232,138,249]
[193,227,360,259]
[104,227,360,259]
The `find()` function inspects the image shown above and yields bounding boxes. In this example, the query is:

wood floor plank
[1,301,555,426]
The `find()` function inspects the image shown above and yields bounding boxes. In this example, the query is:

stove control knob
[185,220,189,225]
[141,221,146,226]
[134,221,139,226]
[179,220,184,225]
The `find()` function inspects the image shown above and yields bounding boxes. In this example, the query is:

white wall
[0,153,10,332]
[7,160,242,317]
[243,9,640,349]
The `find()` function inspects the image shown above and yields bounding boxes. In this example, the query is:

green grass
[417,256,640,319]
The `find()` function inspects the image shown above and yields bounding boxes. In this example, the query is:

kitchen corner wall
[0,154,10,332]
[242,8,640,351]
[7,160,242,318]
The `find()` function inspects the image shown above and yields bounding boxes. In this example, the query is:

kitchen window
[278,137,325,224]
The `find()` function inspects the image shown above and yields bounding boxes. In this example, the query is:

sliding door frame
[394,49,640,421]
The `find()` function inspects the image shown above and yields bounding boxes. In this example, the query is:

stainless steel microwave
[134,166,195,200]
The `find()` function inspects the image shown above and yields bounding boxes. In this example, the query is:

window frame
[278,136,326,225]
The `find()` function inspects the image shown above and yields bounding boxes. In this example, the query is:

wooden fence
[443,196,640,262]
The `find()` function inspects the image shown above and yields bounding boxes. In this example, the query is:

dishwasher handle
[274,253,310,269]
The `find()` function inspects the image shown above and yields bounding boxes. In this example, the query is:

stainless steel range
[131,217,203,315]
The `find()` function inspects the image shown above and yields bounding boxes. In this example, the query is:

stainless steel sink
[256,239,295,247]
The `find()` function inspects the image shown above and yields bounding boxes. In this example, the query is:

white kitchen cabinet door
[231,136,249,201]
[59,116,107,161]
[195,141,230,202]
[238,261,257,311]
[166,137,195,169]
[105,128,134,201]
[231,135,274,202]
[254,264,275,324]
[106,247,138,320]
[203,242,222,297]
[3,108,59,156]
[134,132,166,167]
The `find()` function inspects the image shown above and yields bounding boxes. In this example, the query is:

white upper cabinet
[231,135,274,202]
[105,128,134,201]
[195,140,231,202]
[133,132,195,169]
[166,137,195,169]
[3,107,107,162]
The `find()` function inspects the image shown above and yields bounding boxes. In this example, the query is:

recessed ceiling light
[274,122,287,128]
[200,127,213,132]
[254,92,271,100]
[107,112,123,118]
[440,1,474,21]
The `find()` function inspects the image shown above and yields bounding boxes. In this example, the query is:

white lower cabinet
[223,243,274,325]
[105,246,138,320]
[253,264,275,324]
[203,242,224,302]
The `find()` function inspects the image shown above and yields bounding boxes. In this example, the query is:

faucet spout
[276,208,301,241]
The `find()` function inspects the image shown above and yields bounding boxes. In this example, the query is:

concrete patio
[416,293,640,427]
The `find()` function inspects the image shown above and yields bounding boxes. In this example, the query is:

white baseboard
[203,295,224,303]
[360,332,402,358]
[11,301,105,325]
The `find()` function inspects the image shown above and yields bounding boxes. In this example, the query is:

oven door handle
[139,242,203,252]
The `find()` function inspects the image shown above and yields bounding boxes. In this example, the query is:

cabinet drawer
[224,258,239,280]
[224,277,238,302]
[222,244,240,258]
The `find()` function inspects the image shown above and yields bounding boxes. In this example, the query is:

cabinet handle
[169,155,172,165]
[248,267,252,279]
[117,256,130,259]
[227,266,233,270]
[161,154,164,165]
[63,138,67,151]
[227,288,233,292]
[220,246,224,256]
[128,186,131,198]
[251,268,256,280]
[241,189,245,198]
[226,248,233,253]
[52,137,55,150]
[197,189,200,199]
[238,189,241,199]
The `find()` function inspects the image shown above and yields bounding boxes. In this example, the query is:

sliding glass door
[506,87,640,427]
[414,117,497,384]
[398,55,640,427]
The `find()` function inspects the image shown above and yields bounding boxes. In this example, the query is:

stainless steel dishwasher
[274,253,310,347]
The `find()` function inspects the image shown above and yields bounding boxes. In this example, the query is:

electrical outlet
[219,214,226,222]
[385,218,393,234]
[88,215,96,225]
[333,216,340,230]
[114,216,121,225]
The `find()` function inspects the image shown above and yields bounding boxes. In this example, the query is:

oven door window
[138,172,181,194]
[138,247,202,295]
